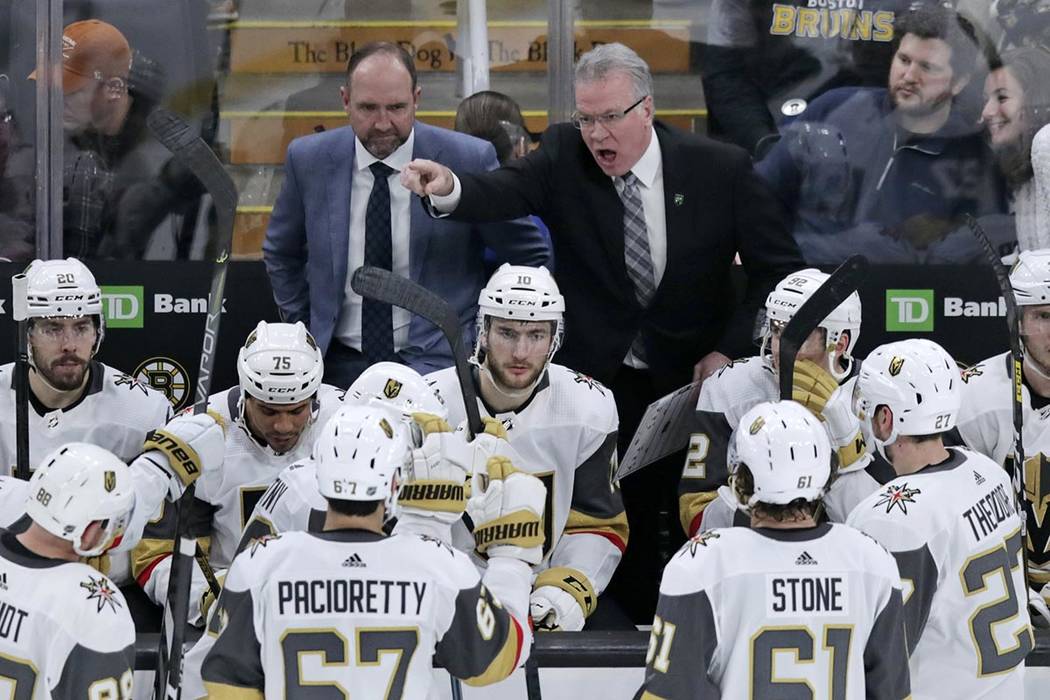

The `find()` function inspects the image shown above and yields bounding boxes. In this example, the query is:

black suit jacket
[451,121,804,391]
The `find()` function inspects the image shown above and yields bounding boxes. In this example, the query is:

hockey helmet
[473,264,565,364]
[21,258,105,356]
[346,362,448,421]
[314,405,411,520]
[1011,249,1050,306]
[730,400,832,506]
[853,339,961,457]
[762,269,861,380]
[24,442,135,557]
[237,321,324,405]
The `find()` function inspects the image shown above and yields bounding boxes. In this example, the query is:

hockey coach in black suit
[401,42,803,622]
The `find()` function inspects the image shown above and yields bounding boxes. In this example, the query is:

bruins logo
[749,416,765,435]
[383,378,403,399]
[103,470,116,493]
[888,356,905,376]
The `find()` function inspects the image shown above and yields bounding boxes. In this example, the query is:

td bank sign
[101,286,144,328]
[886,289,1006,332]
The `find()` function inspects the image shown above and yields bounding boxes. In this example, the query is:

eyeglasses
[571,96,647,131]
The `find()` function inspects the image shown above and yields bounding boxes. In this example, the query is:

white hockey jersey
[426,364,627,594]
[0,477,27,529]
[955,351,1050,589]
[0,361,172,474]
[636,523,910,699]
[132,384,344,612]
[847,447,1033,699]
[200,529,530,699]
[0,531,136,700]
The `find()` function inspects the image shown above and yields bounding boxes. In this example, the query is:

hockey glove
[143,411,226,497]
[399,412,470,524]
[530,567,596,631]
[467,456,546,565]
[793,360,867,469]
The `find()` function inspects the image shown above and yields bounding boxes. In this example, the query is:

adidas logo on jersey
[342,553,366,568]
[974,470,986,486]
[795,551,818,566]
[0,572,7,590]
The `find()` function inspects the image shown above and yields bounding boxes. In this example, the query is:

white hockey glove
[467,455,546,565]
[1030,586,1050,629]
[142,411,226,498]
[530,567,596,632]
[399,412,470,524]
[793,360,867,469]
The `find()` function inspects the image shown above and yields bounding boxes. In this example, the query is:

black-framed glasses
[571,95,647,130]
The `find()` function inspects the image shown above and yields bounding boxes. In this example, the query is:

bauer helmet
[24,443,135,557]
[730,400,832,506]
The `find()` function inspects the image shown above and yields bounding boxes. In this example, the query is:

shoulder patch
[873,483,922,514]
[960,365,984,383]
[80,575,122,613]
[418,534,457,557]
[569,370,607,395]
[249,533,282,557]
[113,373,150,396]
[682,530,721,557]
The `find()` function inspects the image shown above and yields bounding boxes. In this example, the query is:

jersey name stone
[767,574,847,615]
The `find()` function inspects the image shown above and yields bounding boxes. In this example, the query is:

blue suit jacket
[263,121,551,373]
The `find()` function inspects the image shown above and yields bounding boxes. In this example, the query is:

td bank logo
[886,289,934,332]
[101,286,144,328]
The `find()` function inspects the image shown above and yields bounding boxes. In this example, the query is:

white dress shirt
[334,130,414,351]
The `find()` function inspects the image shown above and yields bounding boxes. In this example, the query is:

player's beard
[486,357,544,395]
[37,354,90,391]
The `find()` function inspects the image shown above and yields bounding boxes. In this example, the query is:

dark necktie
[618,171,656,361]
[361,161,396,363]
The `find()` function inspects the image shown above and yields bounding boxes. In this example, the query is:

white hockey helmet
[346,362,448,421]
[762,269,862,380]
[314,405,411,520]
[474,264,565,363]
[853,339,961,457]
[22,257,105,355]
[237,321,324,405]
[1011,249,1050,306]
[24,442,135,557]
[730,400,832,506]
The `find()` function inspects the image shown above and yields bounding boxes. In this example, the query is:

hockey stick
[351,266,483,438]
[148,107,236,700]
[966,216,1031,589]
[11,273,30,481]
[778,255,868,400]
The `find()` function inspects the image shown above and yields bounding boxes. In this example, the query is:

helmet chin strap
[1023,350,1050,382]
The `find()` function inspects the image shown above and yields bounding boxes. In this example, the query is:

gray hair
[574,43,653,101]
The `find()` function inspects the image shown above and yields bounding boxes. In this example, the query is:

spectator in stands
[756,5,1009,264]
[982,47,1050,251]
[0,74,33,262]
[29,20,165,259]
[401,42,803,623]
[454,90,551,266]
[703,0,923,159]
[264,42,550,389]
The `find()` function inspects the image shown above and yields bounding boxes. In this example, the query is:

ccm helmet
[346,362,448,420]
[24,443,135,557]
[762,269,861,380]
[731,401,832,506]
[237,321,324,405]
[474,264,565,364]
[21,257,105,356]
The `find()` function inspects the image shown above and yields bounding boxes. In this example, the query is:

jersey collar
[0,531,67,569]
[312,528,387,543]
[26,360,105,417]
[472,365,551,418]
[753,522,833,542]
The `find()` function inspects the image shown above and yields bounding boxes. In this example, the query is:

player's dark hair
[346,42,417,91]
[732,462,831,523]
[326,497,381,518]
[455,91,529,165]
[894,5,982,81]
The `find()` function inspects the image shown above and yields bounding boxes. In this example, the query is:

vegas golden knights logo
[103,470,116,492]
[888,357,905,376]
[383,378,403,399]
[379,417,394,439]
[749,416,765,435]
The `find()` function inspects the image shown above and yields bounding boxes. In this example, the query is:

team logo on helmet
[379,417,394,439]
[888,357,905,376]
[103,470,116,493]
[383,378,403,399]
[134,357,190,411]
[749,416,765,435]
